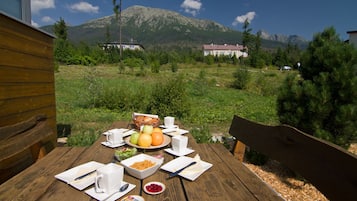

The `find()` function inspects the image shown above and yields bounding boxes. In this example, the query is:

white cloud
[31,20,40,27]
[232,11,256,26]
[31,0,55,14]
[41,16,55,23]
[69,2,99,13]
[181,0,202,16]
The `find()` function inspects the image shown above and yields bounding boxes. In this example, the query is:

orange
[138,133,152,147]
[151,132,164,146]
[152,127,163,135]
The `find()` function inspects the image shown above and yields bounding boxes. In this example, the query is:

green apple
[142,125,153,135]
[130,132,140,144]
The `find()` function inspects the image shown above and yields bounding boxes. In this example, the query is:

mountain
[41,5,308,50]
[258,30,308,48]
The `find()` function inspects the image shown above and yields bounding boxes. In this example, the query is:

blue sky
[30,0,357,41]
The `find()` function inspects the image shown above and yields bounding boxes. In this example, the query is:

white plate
[101,141,125,148]
[55,161,105,190]
[159,125,178,129]
[164,147,195,156]
[85,181,135,201]
[160,156,212,181]
[143,181,165,195]
[121,195,145,201]
[162,128,189,136]
[103,129,136,137]
[124,135,171,150]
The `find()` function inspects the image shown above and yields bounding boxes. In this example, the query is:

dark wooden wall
[0,12,57,182]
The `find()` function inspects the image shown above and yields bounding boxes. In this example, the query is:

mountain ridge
[41,5,308,49]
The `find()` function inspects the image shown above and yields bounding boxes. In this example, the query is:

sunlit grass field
[55,63,295,145]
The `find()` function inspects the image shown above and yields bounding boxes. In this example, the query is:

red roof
[203,44,244,51]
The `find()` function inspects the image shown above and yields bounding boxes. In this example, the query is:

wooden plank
[0,115,45,140]
[229,115,357,201]
[0,66,54,83]
[210,143,284,201]
[182,141,264,201]
[0,83,54,99]
[0,107,56,127]
[0,147,86,200]
[0,48,53,69]
[0,31,53,58]
[0,149,34,184]
[0,119,54,162]
[0,95,55,117]
[0,13,53,46]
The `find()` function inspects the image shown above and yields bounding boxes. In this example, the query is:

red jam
[145,183,163,193]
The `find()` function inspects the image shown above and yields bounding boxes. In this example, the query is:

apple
[130,132,140,145]
[142,125,153,135]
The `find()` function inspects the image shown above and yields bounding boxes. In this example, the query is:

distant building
[347,30,357,47]
[202,43,248,58]
[101,42,145,51]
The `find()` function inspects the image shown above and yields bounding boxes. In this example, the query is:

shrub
[191,69,208,96]
[67,129,99,146]
[190,125,212,143]
[146,75,191,118]
[232,68,250,89]
[170,62,178,72]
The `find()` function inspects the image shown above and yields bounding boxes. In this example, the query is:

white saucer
[85,181,135,201]
[159,125,178,129]
[162,128,189,136]
[164,147,194,156]
[103,129,136,137]
[101,141,125,148]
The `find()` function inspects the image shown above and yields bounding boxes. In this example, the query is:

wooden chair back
[229,115,357,201]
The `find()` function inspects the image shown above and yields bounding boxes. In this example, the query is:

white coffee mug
[164,116,175,128]
[171,135,188,153]
[95,163,124,194]
[106,130,123,145]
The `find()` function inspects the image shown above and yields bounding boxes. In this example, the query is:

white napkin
[132,112,159,119]
[181,154,203,174]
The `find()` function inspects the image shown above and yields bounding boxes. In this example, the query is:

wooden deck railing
[229,115,357,201]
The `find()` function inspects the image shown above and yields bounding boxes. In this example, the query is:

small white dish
[85,181,135,201]
[162,128,189,136]
[143,181,165,195]
[55,161,105,190]
[103,129,136,138]
[160,156,212,181]
[164,147,194,156]
[159,125,178,129]
[101,141,125,148]
[121,195,145,201]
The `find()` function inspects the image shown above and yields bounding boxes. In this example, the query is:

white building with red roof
[202,43,248,58]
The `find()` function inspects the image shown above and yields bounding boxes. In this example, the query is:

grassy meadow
[55,63,296,146]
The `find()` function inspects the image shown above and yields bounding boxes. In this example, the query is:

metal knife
[168,161,197,178]
[74,170,96,181]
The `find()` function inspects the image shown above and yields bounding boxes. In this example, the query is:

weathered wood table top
[0,122,284,201]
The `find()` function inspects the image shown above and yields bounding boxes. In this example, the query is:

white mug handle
[106,132,112,144]
[95,174,104,193]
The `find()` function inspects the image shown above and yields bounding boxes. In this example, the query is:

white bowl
[120,153,163,179]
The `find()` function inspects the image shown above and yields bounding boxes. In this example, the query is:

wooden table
[0,122,284,201]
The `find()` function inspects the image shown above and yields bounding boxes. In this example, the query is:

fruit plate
[124,135,171,149]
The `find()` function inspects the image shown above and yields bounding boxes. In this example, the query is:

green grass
[55,63,295,145]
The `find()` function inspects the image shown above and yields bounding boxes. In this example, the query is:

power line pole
[119,0,122,62]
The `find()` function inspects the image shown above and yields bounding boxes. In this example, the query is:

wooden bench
[229,115,357,201]
[0,115,55,184]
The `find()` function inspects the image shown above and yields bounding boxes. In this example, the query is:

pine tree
[277,27,357,148]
